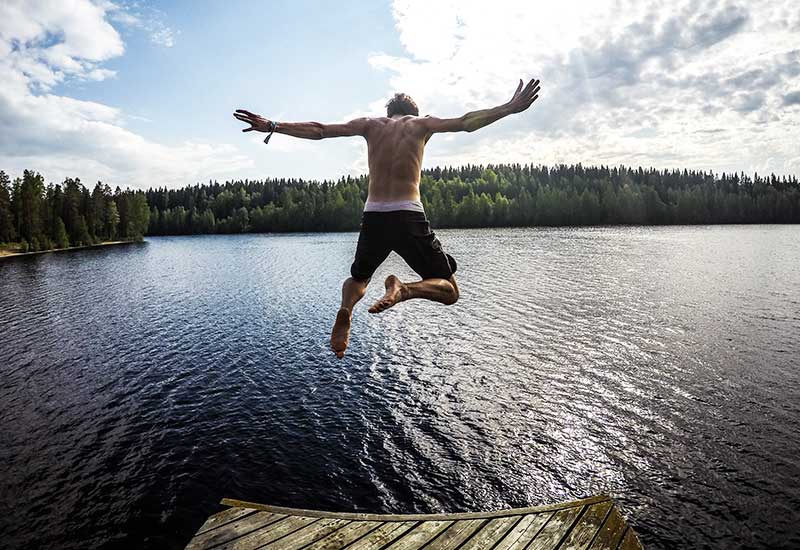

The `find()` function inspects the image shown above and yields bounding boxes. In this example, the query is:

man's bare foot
[368,275,407,314]
[330,307,351,359]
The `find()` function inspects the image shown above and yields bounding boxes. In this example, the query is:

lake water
[1,226,799,549]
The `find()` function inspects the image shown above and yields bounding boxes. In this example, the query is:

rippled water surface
[2,226,799,549]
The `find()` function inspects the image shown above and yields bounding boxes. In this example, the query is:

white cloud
[2,1,797,191]
[149,27,176,48]
[368,0,800,176]
[107,1,178,48]
[0,0,247,189]
[0,0,124,90]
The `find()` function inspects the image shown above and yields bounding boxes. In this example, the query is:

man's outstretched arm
[233,110,371,139]
[422,77,540,134]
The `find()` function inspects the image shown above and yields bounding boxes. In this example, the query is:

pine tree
[20,170,46,248]
[0,170,16,243]
[54,217,69,249]
[106,201,120,240]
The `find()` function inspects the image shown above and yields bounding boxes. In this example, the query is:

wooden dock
[185,495,643,549]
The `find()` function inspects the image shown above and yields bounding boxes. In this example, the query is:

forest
[2,163,799,253]
[143,163,800,235]
[0,170,150,253]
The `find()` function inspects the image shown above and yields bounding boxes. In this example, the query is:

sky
[0,0,798,190]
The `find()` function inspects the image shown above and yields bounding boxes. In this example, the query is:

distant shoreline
[0,240,139,259]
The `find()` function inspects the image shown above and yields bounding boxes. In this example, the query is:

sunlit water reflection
[1,226,799,549]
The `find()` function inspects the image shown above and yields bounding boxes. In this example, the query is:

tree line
[3,163,798,251]
[144,163,800,235]
[0,170,149,252]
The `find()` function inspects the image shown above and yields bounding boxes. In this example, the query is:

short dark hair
[386,93,419,117]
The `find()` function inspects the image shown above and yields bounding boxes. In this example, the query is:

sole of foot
[330,307,351,359]
[368,275,405,314]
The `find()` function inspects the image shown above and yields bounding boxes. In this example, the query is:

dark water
[1,226,799,549]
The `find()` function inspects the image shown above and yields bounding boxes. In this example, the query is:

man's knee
[345,276,369,294]
[443,280,459,305]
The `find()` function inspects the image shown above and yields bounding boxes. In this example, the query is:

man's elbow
[460,116,478,133]
[311,122,326,139]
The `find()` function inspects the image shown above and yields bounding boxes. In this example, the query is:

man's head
[386,93,419,117]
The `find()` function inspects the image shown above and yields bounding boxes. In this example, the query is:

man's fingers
[525,83,541,100]
[242,127,255,132]
[513,79,523,96]
[235,109,258,117]
[522,78,539,95]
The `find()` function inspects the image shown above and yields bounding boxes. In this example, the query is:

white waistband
[364,199,425,213]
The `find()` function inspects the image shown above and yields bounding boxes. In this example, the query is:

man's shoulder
[373,115,429,121]
[361,115,427,128]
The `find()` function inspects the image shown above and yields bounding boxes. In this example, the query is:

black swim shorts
[350,211,457,281]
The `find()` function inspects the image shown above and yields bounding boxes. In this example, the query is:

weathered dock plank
[220,515,318,550]
[260,518,350,549]
[521,506,584,550]
[383,520,453,549]
[343,521,417,550]
[194,507,256,535]
[303,521,382,550]
[617,527,644,550]
[492,512,553,550]
[588,506,628,550]
[423,519,486,549]
[185,495,643,549]
[459,516,521,550]
[186,512,285,550]
[559,500,613,549]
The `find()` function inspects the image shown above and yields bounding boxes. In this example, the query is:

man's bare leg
[331,277,369,358]
[368,274,459,313]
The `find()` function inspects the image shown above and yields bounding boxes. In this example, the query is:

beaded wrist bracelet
[264,120,278,144]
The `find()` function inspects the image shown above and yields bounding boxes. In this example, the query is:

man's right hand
[506,78,541,113]
[234,109,273,132]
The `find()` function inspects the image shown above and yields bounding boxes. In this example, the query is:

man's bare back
[234,78,541,358]
[362,115,429,203]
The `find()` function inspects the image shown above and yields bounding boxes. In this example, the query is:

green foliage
[3,163,799,251]
[0,170,16,243]
[144,164,800,234]
[54,217,69,249]
[0,170,141,253]
[72,215,92,247]
[107,201,120,240]
[19,170,46,244]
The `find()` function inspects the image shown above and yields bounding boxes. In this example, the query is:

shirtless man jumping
[234,77,541,358]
